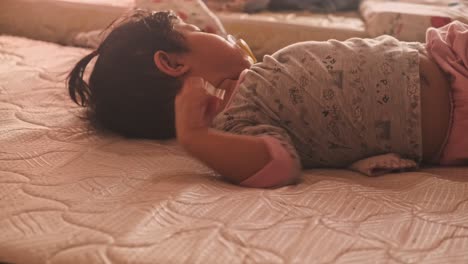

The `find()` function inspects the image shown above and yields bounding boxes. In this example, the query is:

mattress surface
[1,35,468,264]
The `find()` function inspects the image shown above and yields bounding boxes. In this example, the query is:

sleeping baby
[67,9,468,188]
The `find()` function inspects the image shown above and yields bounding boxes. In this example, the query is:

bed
[1,1,468,263]
[2,28,468,264]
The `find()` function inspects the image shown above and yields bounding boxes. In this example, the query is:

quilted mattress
[1,35,468,264]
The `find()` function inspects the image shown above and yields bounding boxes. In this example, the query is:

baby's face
[174,22,252,86]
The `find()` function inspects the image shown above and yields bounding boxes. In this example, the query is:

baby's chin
[243,52,256,67]
[240,58,253,73]
[231,45,255,69]
[226,61,250,81]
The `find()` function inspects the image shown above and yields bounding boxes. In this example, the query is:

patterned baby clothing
[212,35,425,187]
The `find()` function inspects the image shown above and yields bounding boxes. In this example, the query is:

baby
[68,10,468,188]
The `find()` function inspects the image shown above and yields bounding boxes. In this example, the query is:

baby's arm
[175,77,300,187]
[180,128,271,184]
[182,129,300,187]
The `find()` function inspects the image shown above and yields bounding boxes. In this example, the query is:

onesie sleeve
[211,69,302,188]
[240,135,301,188]
[230,124,302,188]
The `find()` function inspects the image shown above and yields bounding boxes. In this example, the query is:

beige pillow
[72,0,226,49]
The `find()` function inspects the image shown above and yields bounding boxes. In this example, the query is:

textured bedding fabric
[0,0,134,45]
[360,0,468,42]
[2,35,468,264]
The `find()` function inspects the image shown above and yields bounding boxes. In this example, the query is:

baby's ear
[153,51,189,77]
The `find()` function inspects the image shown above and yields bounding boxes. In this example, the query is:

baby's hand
[175,77,221,145]
[348,153,418,176]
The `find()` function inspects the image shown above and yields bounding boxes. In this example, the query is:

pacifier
[227,34,257,64]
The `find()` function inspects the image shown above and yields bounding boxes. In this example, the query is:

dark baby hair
[68,9,188,139]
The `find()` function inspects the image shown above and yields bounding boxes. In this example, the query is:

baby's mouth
[227,35,257,64]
